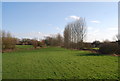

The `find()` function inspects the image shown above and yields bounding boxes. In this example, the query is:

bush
[2,37,17,49]
[116,44,120,54]
[92,40,101,48]
[99,43,118,54]
[83,43,93,49]
[19,38,33,45]
[2,31,17,50]
[32,40,38,49]
[38,41,43,47]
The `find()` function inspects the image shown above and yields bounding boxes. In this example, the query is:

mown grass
[90,48,99,50]
[16,45,33,49]
[2,45,119,79]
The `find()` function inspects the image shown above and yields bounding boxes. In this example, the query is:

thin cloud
[48,24,52,26]
[107,27,118,31]
[55,27,63,33]
[90,20,100,24]
[86,26,118,42]
[55,27,64,36]
[12,32,51,40]
[65,15,80,20]
[87,27,93,30]
[56,27,60,31]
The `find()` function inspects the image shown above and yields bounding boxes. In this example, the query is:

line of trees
[17,38,32,45]
[44,33,63,47]
[1,30,64,50]
[1,16,119,54]
[16,38,46,48]
[64,17,87,49]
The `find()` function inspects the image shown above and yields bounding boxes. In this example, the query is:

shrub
[75,42,93,50]
[77,42,84,50]
[99,43,118,54]
[38,41,43,47]
[3,37,17,49]
[2,31,17,50]
[83,43,93,49]
[19,38,33,45]
[116,44,120,54]
[32,40,38,49]
[92,40,101,48]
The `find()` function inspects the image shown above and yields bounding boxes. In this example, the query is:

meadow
[2,45,119,79]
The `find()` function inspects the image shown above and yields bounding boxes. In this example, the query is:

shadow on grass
[76,53,105,56]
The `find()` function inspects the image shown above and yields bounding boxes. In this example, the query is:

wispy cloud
[107,27,118,31]
[90,20,100,24]
[56,27,61,31]
[86,26,118,42]
[55,27,64,33]
[87,27,93,30]
[65,15,80,20]
[48,24,52,26]
[12,32,51,40]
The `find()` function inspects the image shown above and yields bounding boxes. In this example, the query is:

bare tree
[64,17,87,49]
[56,33,63,46]
[44,33,63,46]
[64,25,71,48]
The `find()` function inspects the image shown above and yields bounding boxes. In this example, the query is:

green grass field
[3,45,119,79]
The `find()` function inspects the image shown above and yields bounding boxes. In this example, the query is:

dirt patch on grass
[111,54,120,56]
[2,49,15,53]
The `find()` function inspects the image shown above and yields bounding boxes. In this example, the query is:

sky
[1,0,119,2]
[2,2,118,42]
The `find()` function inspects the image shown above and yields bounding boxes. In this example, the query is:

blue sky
[2,2,118,42]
